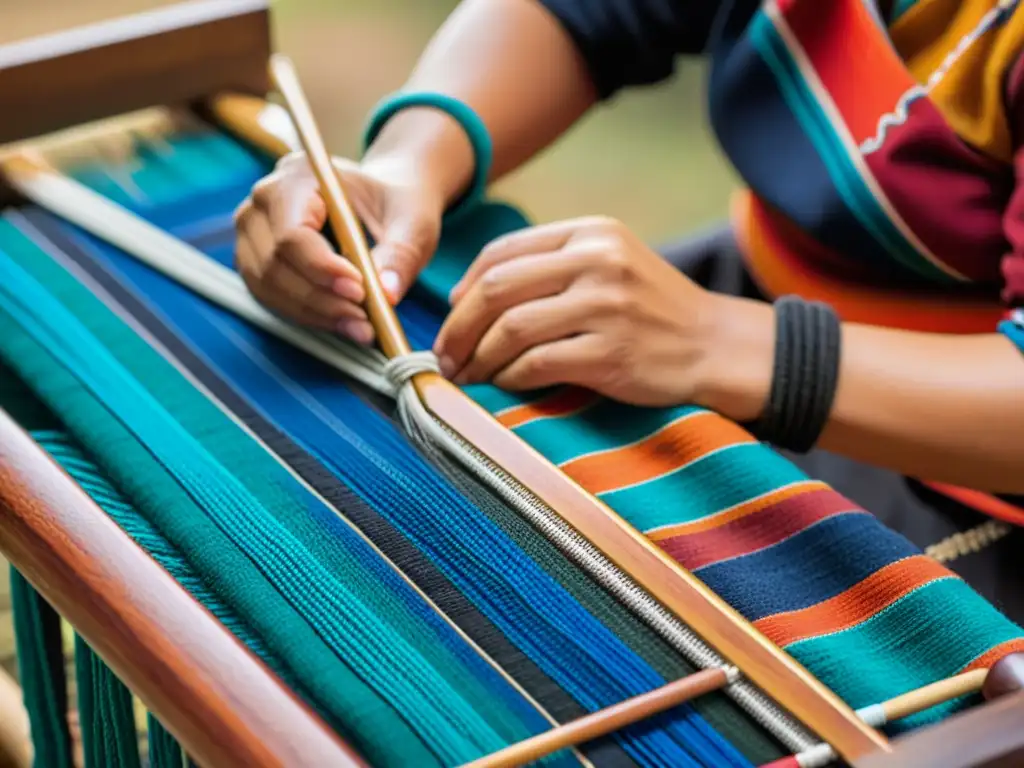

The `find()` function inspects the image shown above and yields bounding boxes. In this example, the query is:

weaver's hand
[434,216,755,409]
[234,152,444,344]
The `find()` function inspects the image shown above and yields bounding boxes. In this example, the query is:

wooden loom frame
[0,2,1020,766]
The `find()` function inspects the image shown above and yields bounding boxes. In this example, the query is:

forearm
[701,297,1024,492]
[819,325,1024,492]
[363,0,597,208]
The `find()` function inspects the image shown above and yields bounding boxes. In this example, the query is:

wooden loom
[0,1,1021,766]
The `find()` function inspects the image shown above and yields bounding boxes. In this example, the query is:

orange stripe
[496,387,598,429]
[754,556,953,647]
[733,190,1004,334]
[559,411,752,496]
[648,480,829,540]
[961,638,1024,674]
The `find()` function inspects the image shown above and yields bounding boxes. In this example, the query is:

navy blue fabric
[697,512,920,621]
[537,0,719,98]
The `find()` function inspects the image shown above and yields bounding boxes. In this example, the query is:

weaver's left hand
[434,216,732,408]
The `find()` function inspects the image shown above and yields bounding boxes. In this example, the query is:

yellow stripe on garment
[890,0,1024,163]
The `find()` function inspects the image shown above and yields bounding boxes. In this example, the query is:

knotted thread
[383,351,441,394]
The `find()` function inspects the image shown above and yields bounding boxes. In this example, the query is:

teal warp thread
[10,567,73,768]
[30,430,284,676]
[0,256,510,765]
[147,716,185,768]
[73,634,140,768]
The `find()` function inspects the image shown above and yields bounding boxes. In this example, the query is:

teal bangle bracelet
[999,310,1024,354]
[361,91,493,224]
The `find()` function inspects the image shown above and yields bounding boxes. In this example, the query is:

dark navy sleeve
[536,0,719,99]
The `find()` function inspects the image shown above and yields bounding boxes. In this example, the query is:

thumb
[372,214,441,305]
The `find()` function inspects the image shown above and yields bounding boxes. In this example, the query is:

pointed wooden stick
[268,54,411,359]
[761,666,997,768]
[462,667,735,768]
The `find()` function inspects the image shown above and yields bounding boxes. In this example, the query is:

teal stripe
[785,577,1024,732]
[750,10,956,283]
[601,443,809,532]
[512,400,705,466]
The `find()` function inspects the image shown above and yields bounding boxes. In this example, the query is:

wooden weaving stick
[459,667,734,768]
[262,61,890,762]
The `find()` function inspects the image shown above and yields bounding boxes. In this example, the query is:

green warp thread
[147,716,186,768]
[10,568,72,768]
[74,635,140,768]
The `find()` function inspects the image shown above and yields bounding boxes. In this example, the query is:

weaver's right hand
[233,152,445,345]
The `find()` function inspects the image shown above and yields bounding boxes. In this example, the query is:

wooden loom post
[0,0,271,148]
[0,409,367,768]
[255,64,891,761]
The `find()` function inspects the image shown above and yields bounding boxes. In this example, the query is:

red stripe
[657,488,859,571]
[779,0,914,143]
[923,482,1024,527]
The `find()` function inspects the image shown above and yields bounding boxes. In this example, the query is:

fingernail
[337,319,374,345]
[438,355,455,379]
[333,278,364,301]
[380,270,401,301]
[448,282,463,305]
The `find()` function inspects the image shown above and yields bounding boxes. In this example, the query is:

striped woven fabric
[0,124,1021,767]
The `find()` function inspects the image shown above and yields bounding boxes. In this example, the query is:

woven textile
[1,125,1022,766]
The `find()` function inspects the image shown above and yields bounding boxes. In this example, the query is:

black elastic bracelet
[755,295,842,453]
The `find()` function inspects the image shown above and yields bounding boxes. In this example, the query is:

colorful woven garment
[1,123,1022,768]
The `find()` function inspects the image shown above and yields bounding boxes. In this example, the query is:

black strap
[755,295,842,453]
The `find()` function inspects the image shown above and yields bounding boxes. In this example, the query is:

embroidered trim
[925,520,1013,564]
[861,0,1020,155]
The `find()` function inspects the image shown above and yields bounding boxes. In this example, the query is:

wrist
[693,293,775,423]
[362,106,476,212]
